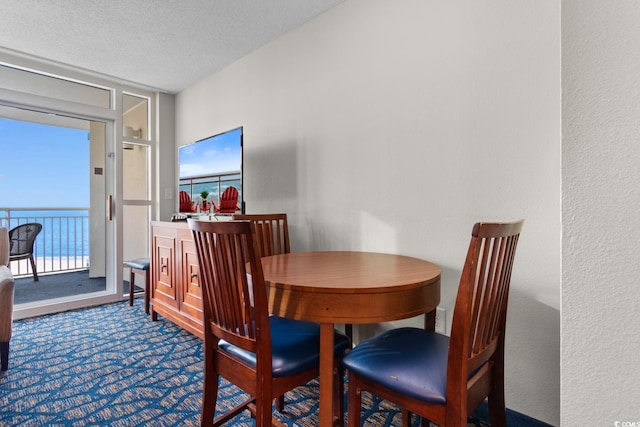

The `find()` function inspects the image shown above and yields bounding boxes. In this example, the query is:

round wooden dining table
[261,251,441,426]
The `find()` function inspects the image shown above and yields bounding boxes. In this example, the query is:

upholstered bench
[0,227,15,371]
[124,257,150,314]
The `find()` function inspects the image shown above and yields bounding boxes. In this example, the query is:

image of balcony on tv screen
[178,126,242,215]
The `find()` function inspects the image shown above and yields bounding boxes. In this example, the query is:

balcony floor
[14,270,139,305]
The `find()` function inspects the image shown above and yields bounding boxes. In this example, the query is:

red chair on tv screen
[179,191,196,213]
[213,186,240,214]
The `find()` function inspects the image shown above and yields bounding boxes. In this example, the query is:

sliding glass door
[0,106,114,316]
[0,59,158,319]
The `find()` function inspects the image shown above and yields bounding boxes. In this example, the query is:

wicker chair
[9,223,42,281]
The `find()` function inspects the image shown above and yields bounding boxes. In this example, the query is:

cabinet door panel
[152,234,178,308]
[180,234,203,319]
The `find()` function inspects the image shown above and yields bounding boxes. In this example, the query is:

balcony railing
[179,171,241,204]
[1,207,90,278]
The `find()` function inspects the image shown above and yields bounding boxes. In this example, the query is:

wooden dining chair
[232,213,290,258]
[343,220,524,427]
[231,213,294,412]
[188,219,351,426]
[233,213,354,349]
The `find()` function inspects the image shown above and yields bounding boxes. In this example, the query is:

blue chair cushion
[342,327,449,404]
[124,258,150,270]
[219,316,351,378]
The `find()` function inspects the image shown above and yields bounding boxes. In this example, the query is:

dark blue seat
[343,327,449,404]
[123,258,149,271]
[220,316,351,377]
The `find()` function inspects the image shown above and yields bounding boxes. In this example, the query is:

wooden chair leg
[402,409,412,427]
[347,372,362,427]
[256,394,272,426]
[334,363,345,427]
[345,324,353,344]
[201,346,218,425]
[0,341,9,371]
[488,366,507,427]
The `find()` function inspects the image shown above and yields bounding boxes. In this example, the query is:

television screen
[178,126,243,214]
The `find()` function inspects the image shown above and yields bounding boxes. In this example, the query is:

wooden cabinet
[150,221,203,338]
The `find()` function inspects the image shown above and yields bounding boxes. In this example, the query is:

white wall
[562,2,640,426]
[176,1,560,424]
[157,92,176,221]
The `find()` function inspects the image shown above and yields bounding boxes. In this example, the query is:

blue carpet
[0,300,412,426]
[0,300,496,426]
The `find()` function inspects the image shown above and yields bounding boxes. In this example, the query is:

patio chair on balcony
[9,223,42,281]
[213,186,240,214]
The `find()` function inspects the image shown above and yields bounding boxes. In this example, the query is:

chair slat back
[189,219,269,353]
[9,223,42,256]
[232,214,290,258]
[450,220,523,375]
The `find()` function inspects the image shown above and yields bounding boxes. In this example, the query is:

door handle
[107,195,113,221]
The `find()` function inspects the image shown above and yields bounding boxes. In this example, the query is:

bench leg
[128,267,150,314]
[144,269,150,314]
[129,269,135,306]
[1,341,9,371]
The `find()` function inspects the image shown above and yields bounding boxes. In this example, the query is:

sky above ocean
[0,117,89,208]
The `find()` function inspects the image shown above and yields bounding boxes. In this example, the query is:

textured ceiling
[0,0,344,94]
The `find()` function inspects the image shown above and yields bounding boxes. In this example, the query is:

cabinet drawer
[152,233,178,308]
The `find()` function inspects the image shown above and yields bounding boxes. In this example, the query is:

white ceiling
[0,0,344,94]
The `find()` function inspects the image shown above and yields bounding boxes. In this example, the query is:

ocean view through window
[0,115,90,277]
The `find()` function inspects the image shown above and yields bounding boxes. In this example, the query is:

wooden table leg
[424,308,436,331]
[319,323,335,426]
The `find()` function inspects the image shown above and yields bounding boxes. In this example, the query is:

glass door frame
[0,58,158,320]
[0,93,119,319]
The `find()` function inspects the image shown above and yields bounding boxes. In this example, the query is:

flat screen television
[178,126,243,214]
